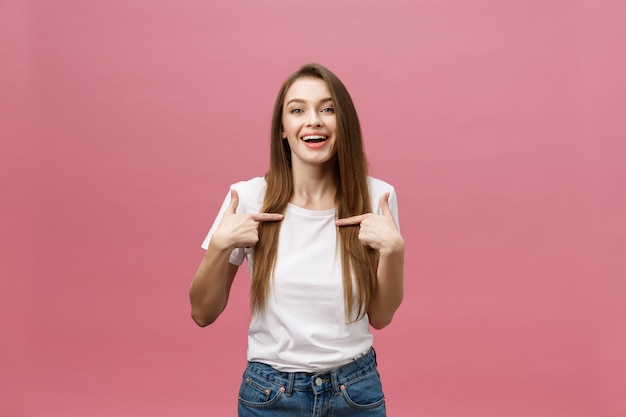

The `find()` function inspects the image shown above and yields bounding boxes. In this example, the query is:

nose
[305,110,322,127]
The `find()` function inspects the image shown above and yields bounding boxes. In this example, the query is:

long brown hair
[251,63,378,322]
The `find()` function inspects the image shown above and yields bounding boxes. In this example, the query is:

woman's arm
[189,245,239,327]
[368,240,404,329]
[189,189,283,327]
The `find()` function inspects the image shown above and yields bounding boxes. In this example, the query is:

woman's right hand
[210,189,284,250]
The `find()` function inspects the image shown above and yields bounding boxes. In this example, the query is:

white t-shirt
[201,176,400,372]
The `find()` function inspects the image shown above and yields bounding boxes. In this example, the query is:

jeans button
[315,377,323,386]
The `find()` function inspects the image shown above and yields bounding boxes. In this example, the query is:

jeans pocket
[340,369,386,410]
[238,370,285,409]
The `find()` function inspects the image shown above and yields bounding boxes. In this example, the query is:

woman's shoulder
[367,176,400,221]
[230,176,267,191]
[229,176,267,212]
[367,176,396,196]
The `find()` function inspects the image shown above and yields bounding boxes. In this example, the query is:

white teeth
[302,135,327,141]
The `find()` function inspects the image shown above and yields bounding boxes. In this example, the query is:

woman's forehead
[284,77,331,102]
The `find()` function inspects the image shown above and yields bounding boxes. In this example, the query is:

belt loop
[285,372,295,396]
[330,369,340,394]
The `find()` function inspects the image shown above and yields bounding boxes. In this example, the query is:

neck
[290,161,336,210]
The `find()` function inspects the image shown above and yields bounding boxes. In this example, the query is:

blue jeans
[237,348,386,417]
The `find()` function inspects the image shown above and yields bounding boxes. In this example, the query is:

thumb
[227,189,239,213]
[380,192,392,216]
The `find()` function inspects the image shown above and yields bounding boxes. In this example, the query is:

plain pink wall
[1,1,625,416]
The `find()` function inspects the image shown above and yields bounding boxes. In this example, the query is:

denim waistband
[244,348,378,395]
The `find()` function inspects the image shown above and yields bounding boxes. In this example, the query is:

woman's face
[281,77,337,168]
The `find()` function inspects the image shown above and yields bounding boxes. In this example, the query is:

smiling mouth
[302,135,328,143]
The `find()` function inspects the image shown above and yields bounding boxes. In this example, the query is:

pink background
[1,1,625,416]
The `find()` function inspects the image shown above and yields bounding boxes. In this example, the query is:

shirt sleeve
[200,188,246,266]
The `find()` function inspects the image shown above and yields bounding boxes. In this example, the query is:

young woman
[189,63,404,417]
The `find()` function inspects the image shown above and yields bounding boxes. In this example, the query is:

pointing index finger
[250,213,284,222]
[335,214,368,226]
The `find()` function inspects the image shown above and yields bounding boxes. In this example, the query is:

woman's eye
[322,107,334,113]
[290,108,303,114]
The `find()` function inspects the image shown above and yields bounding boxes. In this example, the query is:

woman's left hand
[335,193,404,255]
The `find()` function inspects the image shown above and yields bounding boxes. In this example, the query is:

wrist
[208,233,234,252]
[378,236,404,257]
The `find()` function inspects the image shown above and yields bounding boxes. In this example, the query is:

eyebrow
[286,97,333,106]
